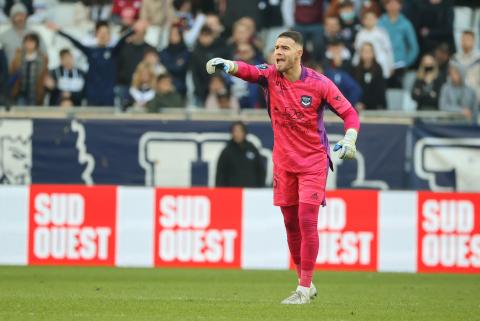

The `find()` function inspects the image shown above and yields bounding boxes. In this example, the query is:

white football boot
[280,286,311,304]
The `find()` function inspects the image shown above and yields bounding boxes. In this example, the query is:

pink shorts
[273,161,328,207]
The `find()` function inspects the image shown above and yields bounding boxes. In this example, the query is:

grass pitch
[0,266,479,321]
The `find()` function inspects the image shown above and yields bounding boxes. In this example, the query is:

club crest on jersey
[300,95,312,107]
[256,64,268,70]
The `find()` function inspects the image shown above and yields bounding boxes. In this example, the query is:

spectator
[379,0,419,88]
[258,0,284,56]
[146,73,184,112]
[174,0,209,49]
[219,0,263,35]
[231,42,264,108]
[0,44,8,106]
[128,62,156,109]
[190,25,231,104]
[324,38,352,73]
[318,62,363,107]
[205,74,239,111]
[292,0,324,61]
[140,0,175,31]
[353,42,387,110]
[111,0,142,27]
[142,48,167,76]
[116,27,155,108]
[410,0,455,57]
[354,9,394,79]
[47,20,147,106]
[160,25,190,98]
[9,33,48,105]
[323,15,343,46]
[229,17,262,54]
[337,0,361,53]
[411,54,443,110]
[45,49,86,106]
[3,0,33,16]
[204,13,225,40]
[453,30,480,105]
[0,3,46,64]
[439,62,478,124]
[215,121,266,188]
[433,42,451,86]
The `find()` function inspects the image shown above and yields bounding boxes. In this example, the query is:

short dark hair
[230,121,247,135]
[462,30,475,37]
[23,33,40,49]
[95,20,110,33]
[59,48,71,58]
[277,31,303,46]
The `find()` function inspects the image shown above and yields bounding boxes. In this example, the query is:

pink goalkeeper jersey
[235,61,360,173]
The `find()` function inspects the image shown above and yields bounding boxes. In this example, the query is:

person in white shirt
[354,9,394,79]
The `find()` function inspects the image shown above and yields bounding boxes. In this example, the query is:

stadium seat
[454,6,474,31]
[386,89,405,111]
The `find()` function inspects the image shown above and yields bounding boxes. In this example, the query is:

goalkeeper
[206,31,360,304]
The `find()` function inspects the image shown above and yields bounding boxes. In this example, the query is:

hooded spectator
[453,30,480,105]
[439,62,478,124]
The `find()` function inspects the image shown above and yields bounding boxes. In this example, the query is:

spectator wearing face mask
[411,54,443,110]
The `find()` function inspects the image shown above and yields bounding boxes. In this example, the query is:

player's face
[274,37,302,73]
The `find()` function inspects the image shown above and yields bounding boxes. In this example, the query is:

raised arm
[324,78,360,160]
[206,58,270,84]
[57,31,89,56]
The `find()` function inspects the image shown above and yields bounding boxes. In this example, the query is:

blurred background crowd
[0,0,479,122]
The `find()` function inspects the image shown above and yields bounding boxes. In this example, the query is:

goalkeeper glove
[333,128,358,160]
[206,58,235,74]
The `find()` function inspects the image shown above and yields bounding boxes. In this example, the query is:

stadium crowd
[0,0,479,122]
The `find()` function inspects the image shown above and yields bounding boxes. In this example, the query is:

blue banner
[2,118,410,189]
[409,122,480,192]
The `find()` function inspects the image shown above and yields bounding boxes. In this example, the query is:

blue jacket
[58,30,133,106]
[160,45,190,97]
[324,68,362,106]
[378,13,419,68]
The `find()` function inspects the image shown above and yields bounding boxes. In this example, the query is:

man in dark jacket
[116,27,154,107]
[216,121,266,188]
[190,26,231,104]
[47,20,147,106]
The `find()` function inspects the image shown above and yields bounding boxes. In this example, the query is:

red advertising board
[28,185,117,266]
[154,188,243,268]
[315,190,378,271]
[417,192,480,273]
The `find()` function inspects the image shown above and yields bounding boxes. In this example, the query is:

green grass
[0,267,479,321]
